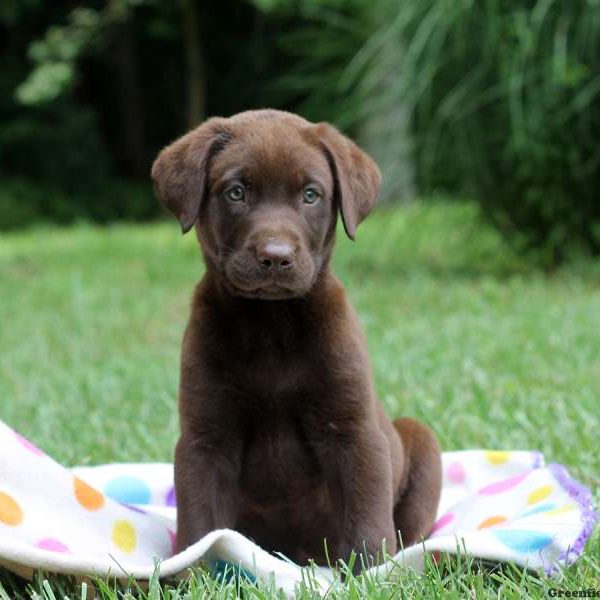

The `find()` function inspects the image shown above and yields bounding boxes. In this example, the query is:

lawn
[0,201,598,598]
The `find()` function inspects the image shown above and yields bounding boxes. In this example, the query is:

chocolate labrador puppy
[152,109,441,566]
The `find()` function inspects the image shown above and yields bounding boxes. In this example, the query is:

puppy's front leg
[325,427,397,566]
[174,433,241,552]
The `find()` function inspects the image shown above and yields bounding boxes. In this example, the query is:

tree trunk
[182,0,205,129]
[115,20,147,178]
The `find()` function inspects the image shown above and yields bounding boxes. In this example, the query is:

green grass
[0,201,598,598]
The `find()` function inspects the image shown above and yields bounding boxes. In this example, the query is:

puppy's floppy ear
[151,117,230,233]
[314,123,381,240]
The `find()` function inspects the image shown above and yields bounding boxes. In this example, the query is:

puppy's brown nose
[256,240,295,270]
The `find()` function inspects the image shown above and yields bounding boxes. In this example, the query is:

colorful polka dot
[431,512,455,534]
[105,476,151,505]
[122,503,146,514]
[485,451,510,465]
[520,502,556,518]
[0,491,23,526]
[479,472,530,495]
[112,520,137,554]
[15,433,45,456]
[209,559,256,584]
[446,461,466,484]
[36,538,70,553]
[527,484,554,505]
[494,529,553,553]
[168,529,177,555]
[477,515,508,529]
[74,477,105,511]
[544,504,575,517]
[165,486,176,507]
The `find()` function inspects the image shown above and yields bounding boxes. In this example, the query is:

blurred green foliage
[401,0,600,260]
[0,0,292,229]
[1,0,599,260]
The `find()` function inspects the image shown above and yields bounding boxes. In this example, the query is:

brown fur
[152,109,442,566]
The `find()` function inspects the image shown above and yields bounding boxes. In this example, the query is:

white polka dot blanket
[0,420,597,596]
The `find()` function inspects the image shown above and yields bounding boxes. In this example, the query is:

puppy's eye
[224,185,246,203]
[303,188,321,205]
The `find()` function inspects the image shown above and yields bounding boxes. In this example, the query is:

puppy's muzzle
[224,213,316,299]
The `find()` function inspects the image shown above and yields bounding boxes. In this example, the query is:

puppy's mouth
[242,284,296,300]
[226,278,300,300]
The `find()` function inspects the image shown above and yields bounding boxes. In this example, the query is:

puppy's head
[152,109,380,300]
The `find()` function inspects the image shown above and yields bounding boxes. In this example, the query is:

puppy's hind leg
[392,418,442,548]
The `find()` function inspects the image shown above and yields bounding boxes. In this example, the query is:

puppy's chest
[219,336,327,400]
[239,411,321,500]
